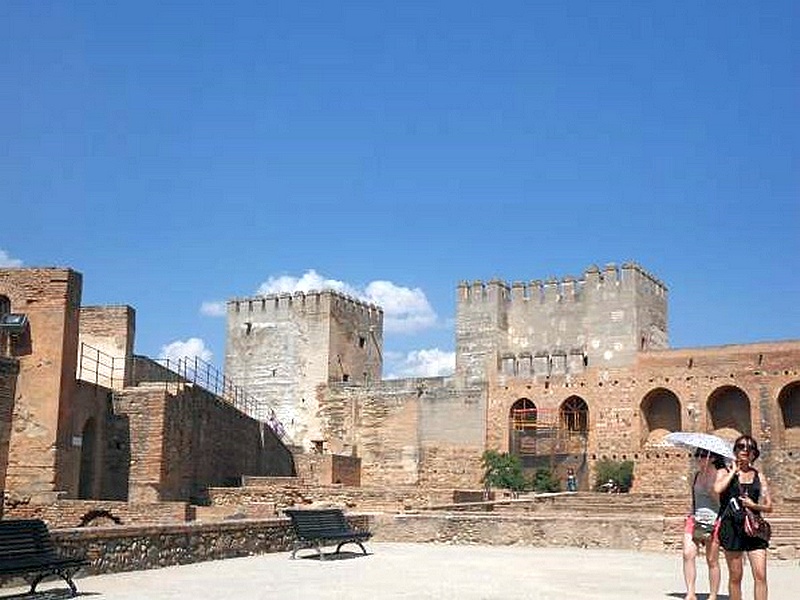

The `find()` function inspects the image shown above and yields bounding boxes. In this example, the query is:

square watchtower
[225,290,383,450]
[456,262,668,384]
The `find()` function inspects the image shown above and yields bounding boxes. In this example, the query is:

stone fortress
[1,261,799,521]
[225,261,800,499]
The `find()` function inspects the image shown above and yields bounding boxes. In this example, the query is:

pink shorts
[685,515,719,542]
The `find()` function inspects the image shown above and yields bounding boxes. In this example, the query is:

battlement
[457,262,667,306]
[227,289,383,321]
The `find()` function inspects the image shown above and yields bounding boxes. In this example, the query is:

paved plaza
[2,543,797,599]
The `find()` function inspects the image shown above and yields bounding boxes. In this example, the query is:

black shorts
[718,515,769,552]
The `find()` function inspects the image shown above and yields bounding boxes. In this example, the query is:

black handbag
[743,507,771,542]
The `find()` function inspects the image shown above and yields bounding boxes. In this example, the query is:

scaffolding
[508,404,588,471]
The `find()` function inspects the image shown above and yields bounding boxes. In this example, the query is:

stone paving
[2,543,797,599]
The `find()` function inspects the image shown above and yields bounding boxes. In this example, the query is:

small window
[358,336,366,348]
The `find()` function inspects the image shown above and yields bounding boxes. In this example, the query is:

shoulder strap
[691,471,699,513]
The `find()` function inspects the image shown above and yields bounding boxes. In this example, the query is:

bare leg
[747,548,768,600]
[725,550,744,600]
[682,532,699,600]
[705,537,721,600]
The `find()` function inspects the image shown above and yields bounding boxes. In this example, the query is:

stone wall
[294,453,361,485]
[3,499,193,528]
[371,512,665,552]
[46,515,370,576]
[320,378,486,488]
[207,481,455,513]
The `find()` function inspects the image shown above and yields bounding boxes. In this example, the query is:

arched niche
[778,381,800,446]
[78,417,97,499]
[640,387,681,444]
[708,385,751,436]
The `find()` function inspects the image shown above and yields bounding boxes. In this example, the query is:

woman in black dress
[714,435,773,600]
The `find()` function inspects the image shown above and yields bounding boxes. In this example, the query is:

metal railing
[77,343,287,441]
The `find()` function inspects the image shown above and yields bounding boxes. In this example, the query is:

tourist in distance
[682,448,725,600]
[566,468,577,492]
[714,435,773,600]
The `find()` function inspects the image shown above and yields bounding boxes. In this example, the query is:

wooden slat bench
[284,508,371,560]
[0,519,88,597]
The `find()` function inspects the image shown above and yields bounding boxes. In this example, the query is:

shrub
[531,467,560,493]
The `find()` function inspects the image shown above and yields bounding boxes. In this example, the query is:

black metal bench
[284,508,371,560]
[0,519,88,596]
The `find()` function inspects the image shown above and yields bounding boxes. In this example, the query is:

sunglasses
[734,442,755,451]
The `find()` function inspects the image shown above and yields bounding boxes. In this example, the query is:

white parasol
[663,431,735,460]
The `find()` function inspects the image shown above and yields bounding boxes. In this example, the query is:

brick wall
[0,268,82,501]
[110,383,294,503]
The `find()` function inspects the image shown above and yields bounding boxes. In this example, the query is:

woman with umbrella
[682,447,727,600]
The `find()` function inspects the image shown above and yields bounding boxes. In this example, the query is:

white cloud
[385,348,455,379]
[364,280,437,334]
[160,338,213,363]
[257,269,357,296]
[255,270,439,335]
[200,301,226,317]
[0,250,22,267]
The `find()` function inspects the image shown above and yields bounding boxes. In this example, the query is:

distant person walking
[715,435,773,600]
[682,449,725,600]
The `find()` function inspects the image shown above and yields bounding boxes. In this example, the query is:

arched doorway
[708,385,751,436]
[78,417,97,499]
[640,388,681,444]
[508,398,537,456]
[779,381,800,446]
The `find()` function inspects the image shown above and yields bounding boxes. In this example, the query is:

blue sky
[2,1,798,378]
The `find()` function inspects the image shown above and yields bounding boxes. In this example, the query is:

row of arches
[642,381,800,441]
[506,381,800,456]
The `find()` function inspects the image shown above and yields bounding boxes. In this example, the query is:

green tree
[480,450,527,492]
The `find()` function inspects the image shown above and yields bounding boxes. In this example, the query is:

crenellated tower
[224,290,383,450]
[456,262,668,383]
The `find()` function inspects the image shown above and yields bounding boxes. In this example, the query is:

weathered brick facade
[0,267,294,513]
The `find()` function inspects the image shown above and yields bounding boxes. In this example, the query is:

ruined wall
[293,453,361,485]
[225,291,383,449]
[0,267,82,501]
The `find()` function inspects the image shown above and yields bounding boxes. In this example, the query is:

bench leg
[335,541,368,556]
[28,568,80,597]
[58,568,80,597]
[28,573,45,595]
